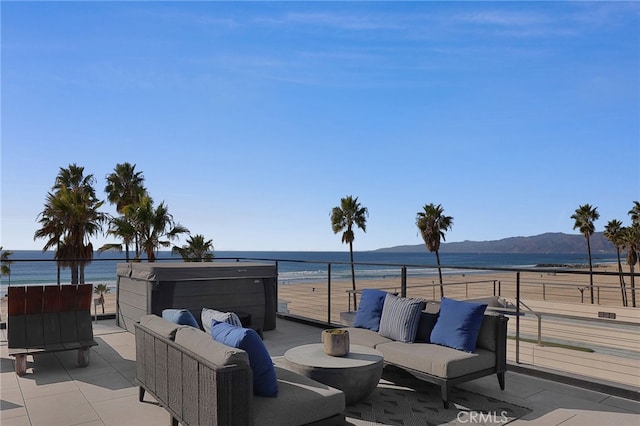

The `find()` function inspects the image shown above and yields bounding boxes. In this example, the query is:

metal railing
[254,256,639,390]
[2,255,639,389]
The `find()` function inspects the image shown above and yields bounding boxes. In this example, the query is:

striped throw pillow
[201,308,243,334]
[378,294,426,342]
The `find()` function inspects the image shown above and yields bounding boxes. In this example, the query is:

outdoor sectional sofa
[340,293,509,408]
[135,314,345,426]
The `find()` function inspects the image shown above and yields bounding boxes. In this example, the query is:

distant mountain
[375,232,616,254]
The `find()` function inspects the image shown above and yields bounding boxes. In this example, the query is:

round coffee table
[283,343,383,405]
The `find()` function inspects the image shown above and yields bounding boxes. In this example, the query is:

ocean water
[0,250,617,295]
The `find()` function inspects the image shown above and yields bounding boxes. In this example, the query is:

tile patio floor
[1,318,638,426]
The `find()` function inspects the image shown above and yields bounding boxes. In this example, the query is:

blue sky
[2,1,639,252]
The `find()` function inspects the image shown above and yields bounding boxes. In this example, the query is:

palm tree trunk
[587,236,594,304]
[56,240,62,286]
[435,250,444,298]
[134,236,141,260]
[631,265,637,308]
[616,248,627,307]
[146,247,156,262]
[71,263,79,285]
[349,241,357,311]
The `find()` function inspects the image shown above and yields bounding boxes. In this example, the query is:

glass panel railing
[1,254,637,388]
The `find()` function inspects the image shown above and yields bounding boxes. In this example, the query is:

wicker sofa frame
[135,315,345,426]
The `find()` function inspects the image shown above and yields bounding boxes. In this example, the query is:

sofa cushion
[175,326,250,368]
[211,321,278,397]
[162,309,199,328]
[376,341,495,379]
[342,327,394,349]
[378,294,425,342]
[415,312,439,343]
[353,289,388,331]
[430,297,488,352]
[201,308,242,334]
[252,364,345,426]
[139,314,183,341]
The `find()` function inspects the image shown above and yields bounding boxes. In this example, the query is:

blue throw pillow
[162,309,199,328]
[353,289,388,331]
[430,297,488,352]
[210,321,278,397]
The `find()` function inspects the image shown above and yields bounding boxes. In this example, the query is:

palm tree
[94,284,110,314]
[58,186,106,283]
[416,203,453,299]
[622,202,640,307]
[44,163,99,284]
[104,162,147,214]
[133,195,189,262]
[172,234,214,262]
[331,196,368,311]
[54,163,97,198]
[35,164,107,284]
[571,204,600,304]
[629,201,640,226]
[34,196,65,285]
[1,246,13,286]
[104,163,147,259]
[621,225,639,308]
[603,219,627,306]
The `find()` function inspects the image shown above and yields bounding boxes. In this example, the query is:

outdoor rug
[345,366,531,426]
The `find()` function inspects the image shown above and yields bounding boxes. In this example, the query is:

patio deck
[1,317,638,426]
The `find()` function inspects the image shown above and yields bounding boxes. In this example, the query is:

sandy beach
[277,264,637,324]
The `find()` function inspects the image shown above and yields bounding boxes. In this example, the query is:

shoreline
[0,252,621,291]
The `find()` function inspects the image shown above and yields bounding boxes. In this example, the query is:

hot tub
[116,262,277,334]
